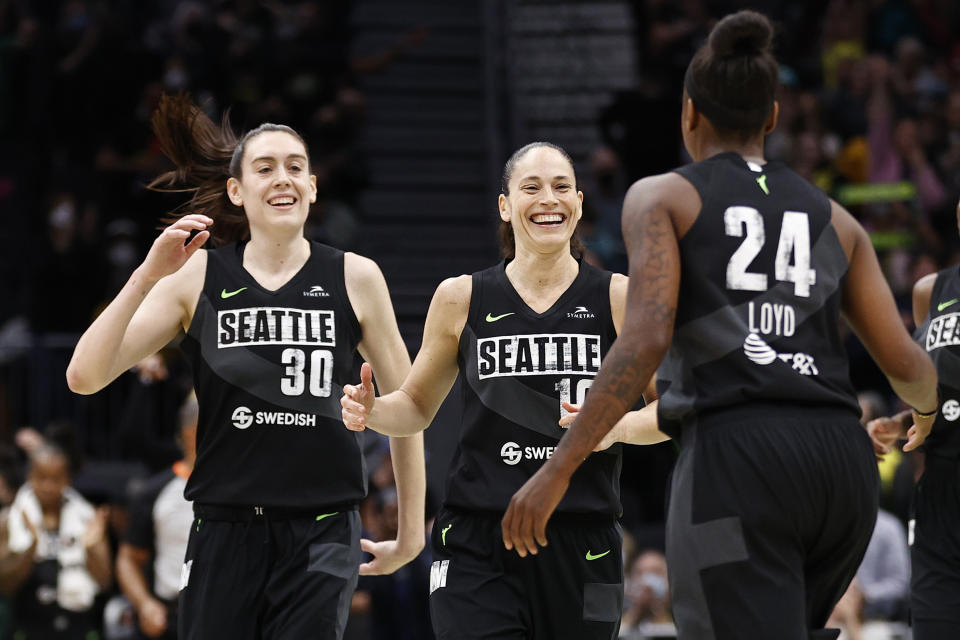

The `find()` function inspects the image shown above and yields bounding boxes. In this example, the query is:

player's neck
[243,235,310,284]
[506,250,579,305]
[697,139,766,166]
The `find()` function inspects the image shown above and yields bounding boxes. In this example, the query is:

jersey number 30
[724,207,817,297]
[280,348,333,396]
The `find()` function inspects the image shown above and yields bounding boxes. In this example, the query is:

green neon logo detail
[585,549,611,561]
[937,298,958,312]
[756,175,770,195]
[221,287,247,299]
[196,518,202,532]
[441,524,452,545]
[316,512,339,522]
[485,312,514,323]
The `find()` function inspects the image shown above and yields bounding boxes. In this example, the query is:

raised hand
[341,362,376,431]
[140,214,212,282]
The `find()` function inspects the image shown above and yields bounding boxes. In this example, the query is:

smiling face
[498,146,583,257]
[227,130,317,237]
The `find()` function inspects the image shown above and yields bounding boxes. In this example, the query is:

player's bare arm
[341,275,469,437]
[834,200,938,450]
[66,215,211,394]
[344,252,426,575]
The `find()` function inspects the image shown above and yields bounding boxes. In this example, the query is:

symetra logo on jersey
[302,285,330,298]
[477,333,601,380]
[218,307,336,348]
[926,312,960,350]
[567,306,596,319]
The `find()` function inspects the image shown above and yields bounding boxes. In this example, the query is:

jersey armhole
[333,248,362,348]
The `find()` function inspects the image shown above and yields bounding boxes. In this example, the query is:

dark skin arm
[867,271,938,456]
[501,173,692,556]
[116,544,168,637]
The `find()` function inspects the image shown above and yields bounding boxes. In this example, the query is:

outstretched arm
[501,174,684,556]
[560,399,668,450]
[341,275,468,437]
[345,253,425,575]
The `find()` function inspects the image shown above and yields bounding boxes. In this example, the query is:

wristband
[913,404,938,418]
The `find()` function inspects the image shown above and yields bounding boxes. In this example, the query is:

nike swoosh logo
[938,299,958,312]
[441,524,452,545]
[316,512,338,522]
[221,287,247,299]
[485,312,514,322]
[585,549,611,561]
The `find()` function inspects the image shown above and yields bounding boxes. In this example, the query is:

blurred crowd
[0,0,957,638]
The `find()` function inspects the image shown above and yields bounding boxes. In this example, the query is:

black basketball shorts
[666,406,878,640]
[178,505,360,640]
[429,506,623,640]
[910,453,960,639]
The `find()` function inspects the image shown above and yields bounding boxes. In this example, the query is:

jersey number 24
[724,207,817,297]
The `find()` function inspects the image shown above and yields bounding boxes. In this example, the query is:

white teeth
[269,196,295,205]
[532,213,563,224]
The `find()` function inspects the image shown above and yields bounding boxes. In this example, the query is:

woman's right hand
[341,362,376,431]
[139,214,212,282]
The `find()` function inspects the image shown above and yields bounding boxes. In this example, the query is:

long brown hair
[147,94,309,246]
[498,141,584,260]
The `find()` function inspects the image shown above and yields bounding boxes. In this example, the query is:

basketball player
[502,11,938,640]
[66,95,425,640]
[869,198,960,639]
[341,142,647,639]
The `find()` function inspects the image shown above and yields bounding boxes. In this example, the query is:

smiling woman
[339,141,654,640]
[63,94,426,640]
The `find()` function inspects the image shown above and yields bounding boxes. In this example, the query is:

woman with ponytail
[503,10,937,639]
[65,95,425,640]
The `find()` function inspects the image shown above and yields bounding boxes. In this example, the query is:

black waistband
[194,502,358,522]
[684,401,861,435]
[440,504,617,528]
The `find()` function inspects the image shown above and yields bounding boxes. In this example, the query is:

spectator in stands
[116,391,197,639]
[1,444,112,638]
[620,549,675,638]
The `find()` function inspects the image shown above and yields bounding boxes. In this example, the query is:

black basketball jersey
[181,241,365,507]
[915,265,960,456]
[444,261,622,517]
[657,152,860,439]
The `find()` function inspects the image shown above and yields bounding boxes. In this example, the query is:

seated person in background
[117,392,197,639]
[1,444,112,639]
[621,549,676,638]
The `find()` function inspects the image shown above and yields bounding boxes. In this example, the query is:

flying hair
[147,93,309,246]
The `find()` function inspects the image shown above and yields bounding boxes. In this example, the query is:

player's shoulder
[343,251,383,282]
[610,272,628,295]
[433,274,473,308]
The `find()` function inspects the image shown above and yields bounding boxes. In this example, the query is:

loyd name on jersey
[218,308,336,347]
[477,333,601,380]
